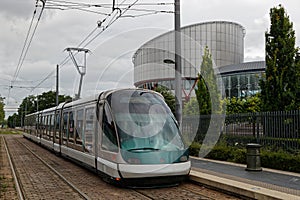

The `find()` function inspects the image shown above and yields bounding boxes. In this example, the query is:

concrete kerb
[189,170,300,200]
[191,156,300,178]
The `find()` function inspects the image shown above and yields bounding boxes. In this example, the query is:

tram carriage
[23,88,191,187]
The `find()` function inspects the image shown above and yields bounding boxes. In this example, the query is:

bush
[188,141,300,173]
[261,150,300,173]
[205,145,234,161]
[230,148,246,164]
[189,141,201,156]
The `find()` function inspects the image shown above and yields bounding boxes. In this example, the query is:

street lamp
[163,59,175,64]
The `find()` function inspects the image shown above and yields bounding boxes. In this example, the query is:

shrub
[188,141,300,173]
[261,150,300,173]
[189,141,201,156]
[230,148,246,164]
[205,145,233,161]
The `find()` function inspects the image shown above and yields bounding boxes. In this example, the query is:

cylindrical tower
[133,21,245,93]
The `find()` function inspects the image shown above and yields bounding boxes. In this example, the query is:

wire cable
[7,0,46,104]
[12,1,46,85]
[13,9,37,83]
[45,1,110,15]
[29,0,173,93]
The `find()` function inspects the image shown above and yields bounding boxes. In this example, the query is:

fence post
[252,113,256,138]
[256,112,260,144]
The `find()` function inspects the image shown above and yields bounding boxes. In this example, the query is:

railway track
[1,135,241,199]
[3,135,89,199]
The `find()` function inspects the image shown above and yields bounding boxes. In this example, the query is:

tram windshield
[108,90,185,152]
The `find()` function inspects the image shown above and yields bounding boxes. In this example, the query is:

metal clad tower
[132,21,245,91]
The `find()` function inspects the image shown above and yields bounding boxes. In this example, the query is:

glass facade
[218,61,265,98]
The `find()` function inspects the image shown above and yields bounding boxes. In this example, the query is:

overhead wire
[26,0,173,93]
[46,0,173,7]
[1,85,49,89]
[44,0,173,15]
[7,0,46,104]
[30,0,138,92]
[13,9,37,83]
[45,1,110,15]
[12,1,46,84]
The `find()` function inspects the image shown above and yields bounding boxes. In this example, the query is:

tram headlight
[127,158,141,164]
[179,155,188,162]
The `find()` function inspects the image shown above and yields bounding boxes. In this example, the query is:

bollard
[245,143,262,171]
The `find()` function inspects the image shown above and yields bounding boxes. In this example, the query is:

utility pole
[174,0,182,126]
[65,47,90,100]
[56,64,59,105]
[112,0,116,11]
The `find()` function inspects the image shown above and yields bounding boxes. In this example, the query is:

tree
[260,5,300,111]
[154,86,175,115]
[36,91,72,112]
[194,47,222,141]
[17,91,72,127]
[7,113,20,128]
[224,95,261,114]
[0,96,5,125]
[195,46,221,114]
[295,52,300,108]
[183,97,199,115]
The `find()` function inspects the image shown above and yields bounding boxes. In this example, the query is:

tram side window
[63,112,68,143]
[85,107,95,153]
[75,109,83,144]
[55,113,60,139]
[43,115,47,138]
[49,114,54,139]
[39,116,42,133]
[47,115,51,138]
[43,116,47,138]
[36,116,39,136]
[102,104,118,152]
[40,116,43,135]
[68,112,74,143]
[32,115,36,134]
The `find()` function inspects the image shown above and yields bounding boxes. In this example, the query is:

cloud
[1,0,300,118]
[0,0,35,19]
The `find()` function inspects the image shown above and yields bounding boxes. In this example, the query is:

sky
[1,0,300,118]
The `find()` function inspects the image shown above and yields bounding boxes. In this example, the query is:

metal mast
[174,0,182,126]
[65,47,90,99]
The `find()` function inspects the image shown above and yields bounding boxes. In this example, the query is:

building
[132,21,265,99]
[218,61,265,98]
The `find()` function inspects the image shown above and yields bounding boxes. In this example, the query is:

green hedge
[261,150,300,172]
[189,142,300,173]
[219,134,300,154]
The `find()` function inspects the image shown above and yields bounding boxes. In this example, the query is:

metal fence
[182,110,300,153]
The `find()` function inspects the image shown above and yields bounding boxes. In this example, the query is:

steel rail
[14,138,91,200]
[2,136,24,200]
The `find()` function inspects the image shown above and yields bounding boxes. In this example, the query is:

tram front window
[108,90,185,152]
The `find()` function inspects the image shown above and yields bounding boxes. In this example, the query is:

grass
[1,183,8,192]
[0,129,22,135]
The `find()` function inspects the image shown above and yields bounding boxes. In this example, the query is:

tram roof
[25,88,162,116]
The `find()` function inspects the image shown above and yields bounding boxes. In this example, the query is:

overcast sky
[1,0,300,117]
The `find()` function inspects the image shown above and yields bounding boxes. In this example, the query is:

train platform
[190,157,300,200]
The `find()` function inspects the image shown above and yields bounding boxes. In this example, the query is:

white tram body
[23,88,191,186]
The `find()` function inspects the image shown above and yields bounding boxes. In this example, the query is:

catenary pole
[174,0,182,126]
[56,64,59,105]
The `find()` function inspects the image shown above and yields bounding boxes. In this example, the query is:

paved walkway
[190,157,300,199]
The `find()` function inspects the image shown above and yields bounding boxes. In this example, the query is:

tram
[23,88,191,187]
